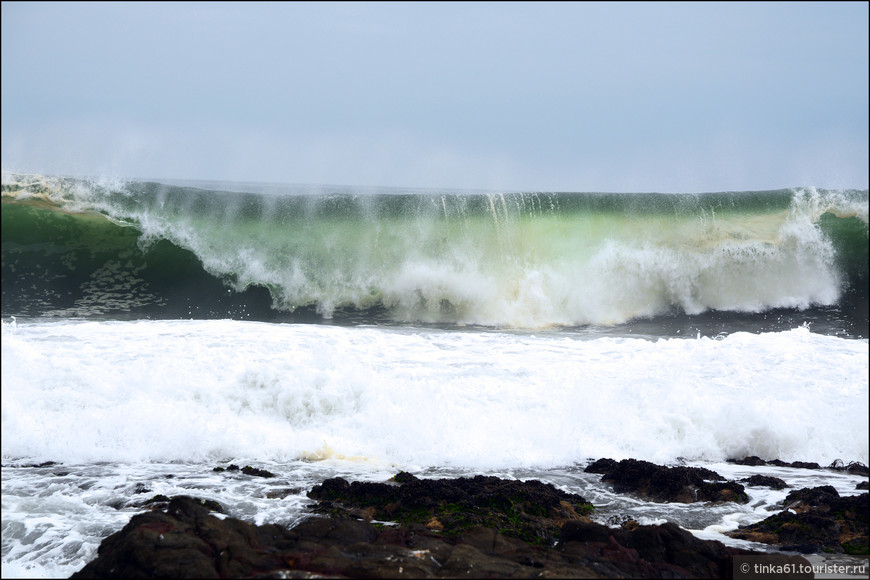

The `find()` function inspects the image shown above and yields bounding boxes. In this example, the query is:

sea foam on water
[2,320,866,467]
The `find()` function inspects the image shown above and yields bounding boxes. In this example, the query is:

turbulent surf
[2,171,868,578]
[2,172,867,335]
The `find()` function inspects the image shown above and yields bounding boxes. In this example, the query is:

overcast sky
[2,1,867,192]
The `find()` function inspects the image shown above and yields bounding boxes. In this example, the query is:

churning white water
[3,319,867,467]
[2,318,867,577]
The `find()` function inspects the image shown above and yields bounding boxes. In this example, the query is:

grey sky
[2,1,867,192]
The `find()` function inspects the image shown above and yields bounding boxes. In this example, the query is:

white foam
[3,320,867,467]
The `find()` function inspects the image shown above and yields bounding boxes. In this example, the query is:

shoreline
[66,458,869,579]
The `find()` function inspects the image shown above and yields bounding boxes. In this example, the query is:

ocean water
[2,172,868,578]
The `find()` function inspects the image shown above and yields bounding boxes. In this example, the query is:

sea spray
[3,173,867,329]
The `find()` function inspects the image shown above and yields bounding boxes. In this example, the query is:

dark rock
[728,457,860,472]
[71,496,300,579]
[696,481,749,503]
[857,481,869,490]
[789,461,822,470]
[608,522,741,578]
[559,519,612,543]
[740,474,789,490]
[729,456,768,466]
[241,466,275,478]
[195,498,226,514]
[584,457,619,473]
[767,459,823,470]
[72,479,765,579]
[728,489,868,554]
[214,464,275,477]
[265,487,303,499]
[132,483,151,494]
[308,471,594,546]
[829,460,870,477]
[594,458,748,503]
[605,514,640,529]
[133,494,225,514]
[1,461,62,468]
[548,519,760,578]
[783,485,840,508]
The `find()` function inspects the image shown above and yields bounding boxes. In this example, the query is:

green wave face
[2,173,867,329]
[1,195,275,320]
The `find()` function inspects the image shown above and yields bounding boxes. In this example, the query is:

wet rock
[265,487,303,499]
[783,485,840,509]
[728,488,868,554]
[782,461,823,470]
[131,483,151,494]
[590,458,748,503]
[131,494,226,514]
[728,455,768,466]
[584,457,619,473]
[71,496,300,579]
[213,464,275,477]
[241,466,275,478]
[308,471,594,545]
[727,456,862,472]
[605,514,640,529]
[561,520,753,578]
[2,460,61,468]
[72,476,765,579]
[829,460,870,477]
[740,474,789,490]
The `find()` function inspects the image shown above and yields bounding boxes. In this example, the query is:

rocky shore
[69,458,868,579]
